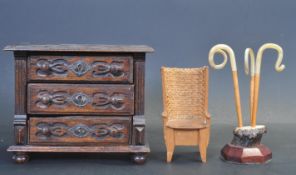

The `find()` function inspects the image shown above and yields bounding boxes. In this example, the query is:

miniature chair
[161,66,210,163]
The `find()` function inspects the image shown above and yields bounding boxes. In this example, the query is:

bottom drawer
[29,116,131,145]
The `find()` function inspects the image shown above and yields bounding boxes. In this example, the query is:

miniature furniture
[209,43,285,164]
[161,67,211,163]
[4,44,154,164]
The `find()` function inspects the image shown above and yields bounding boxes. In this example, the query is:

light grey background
[0,0,295,175]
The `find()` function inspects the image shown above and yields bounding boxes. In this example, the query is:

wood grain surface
[28,83,134,115]
[29,116,131,145]
[4,44,154,53]
[28,55,133,83]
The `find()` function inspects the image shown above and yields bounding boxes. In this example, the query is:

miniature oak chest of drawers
[4,44,154,164]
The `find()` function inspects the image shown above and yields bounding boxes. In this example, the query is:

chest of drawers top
[4,44,154,52]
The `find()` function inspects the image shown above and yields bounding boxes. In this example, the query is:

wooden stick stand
[221,125,272,164]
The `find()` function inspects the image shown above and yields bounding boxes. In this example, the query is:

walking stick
[244,48,256,124]
[209,44,243,128]
[251,43,285,127]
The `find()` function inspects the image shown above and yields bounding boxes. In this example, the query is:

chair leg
[205,127,210,146]
[165,127,175,163]
[163,123,167,146]
[198,128,209,163]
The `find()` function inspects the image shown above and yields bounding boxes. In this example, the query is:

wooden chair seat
[166,118,209,129]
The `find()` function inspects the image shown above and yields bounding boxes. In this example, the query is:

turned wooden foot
[132,153,147,165]
[12,152,29,164]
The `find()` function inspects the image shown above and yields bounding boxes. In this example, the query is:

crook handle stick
[251,43,285,127]
[244,48,256,124]
[209,44,243,128]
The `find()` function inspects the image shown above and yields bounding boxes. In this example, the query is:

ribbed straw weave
[161,66,209,122]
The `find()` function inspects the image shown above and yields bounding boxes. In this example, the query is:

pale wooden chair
[161,66,211,163]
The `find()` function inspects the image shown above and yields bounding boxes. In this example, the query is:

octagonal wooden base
[221,143,272,164]
[220,125,272,164]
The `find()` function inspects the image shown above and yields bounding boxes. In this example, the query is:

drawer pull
[40,95,51,105]
[37,59,68,76]
[37,91,68,108]
[40,126,50,136]
[36,123,68,137]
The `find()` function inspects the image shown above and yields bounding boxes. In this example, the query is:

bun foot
[132,153,147,165]
[13,152,29,164]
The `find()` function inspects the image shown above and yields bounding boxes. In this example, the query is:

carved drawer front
[29,116,131,145]
[28,55,133,83]
[28,83,134,115]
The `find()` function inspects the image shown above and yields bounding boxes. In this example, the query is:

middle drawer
[28,83,134,115]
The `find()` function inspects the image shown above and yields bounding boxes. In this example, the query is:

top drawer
[28,55,133,83]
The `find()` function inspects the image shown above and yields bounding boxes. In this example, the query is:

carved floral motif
[36,90,69,108]
[36,90,127,109]
[36,122,125,139]
[92,93,125,109]
[92,61,125,77]
[36,59,125,77]
[71,93,90,107]
[36,59,68,76]
[68,61,91,76]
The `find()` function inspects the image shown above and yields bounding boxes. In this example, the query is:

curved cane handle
[208,44,243,127]
[256,43,285,74]
[208,49,227,69]
[209,44,237,71]
[244,48,256,76]
[244,48,256,124]
[251,43,285,127]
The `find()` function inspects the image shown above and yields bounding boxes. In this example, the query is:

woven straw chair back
[161,66,208,121]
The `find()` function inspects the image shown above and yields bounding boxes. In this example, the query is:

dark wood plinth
[7,145,150,153]
[221,143,272,164]
[221,125,272,164]
[8,144,150,164]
